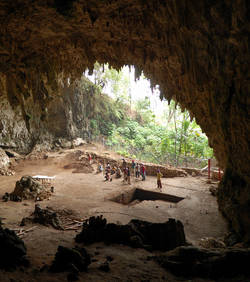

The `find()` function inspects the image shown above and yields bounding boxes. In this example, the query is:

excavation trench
[110,188,184,205]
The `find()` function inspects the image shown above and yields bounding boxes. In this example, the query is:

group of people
[97,162,122,182]
[96,158,163,190]
[121,159,146,184]
[134,161,146,181]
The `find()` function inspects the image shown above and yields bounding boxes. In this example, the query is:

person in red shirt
[140,164,146,181]
[87,153,92,164]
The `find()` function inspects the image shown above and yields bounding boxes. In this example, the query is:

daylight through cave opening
[0,0,249,241]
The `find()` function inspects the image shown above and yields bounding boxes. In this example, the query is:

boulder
[155,246,250,278]
[0,148,10,168]
[0,225,29,270]
[50,245,91,273]
[75,216,186,252]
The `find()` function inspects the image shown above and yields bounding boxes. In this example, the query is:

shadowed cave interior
[0,0,249,280]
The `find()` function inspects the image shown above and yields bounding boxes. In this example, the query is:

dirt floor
[0,144,228,281]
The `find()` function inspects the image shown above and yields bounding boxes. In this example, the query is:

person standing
[87,153,92,164]
[127,167,131,185]
[157,169,163,191]
[141,164,146,181]
[116,167,122,178]
[122,159,127,182]
[106,162,111,173]
[97,162,103,173]
[131,160,136,176]
[135,163,140,178]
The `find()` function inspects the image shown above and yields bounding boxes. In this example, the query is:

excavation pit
[110,188,184,205]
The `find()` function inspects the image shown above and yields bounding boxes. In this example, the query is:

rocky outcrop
[0,225,29,270]
[155,246,250,279]
[0,148,15,176]
[50,245,91,274]
[0,148,9,169]
[0,77,93,153]
[218,167,250,242]
[0,1,249,240]
[75,216,186,252]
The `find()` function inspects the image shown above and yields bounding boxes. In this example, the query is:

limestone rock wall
[0,148,9,169]
[0,78,89,153]
[0,1,249,240]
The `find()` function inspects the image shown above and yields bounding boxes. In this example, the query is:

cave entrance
[85,63,213,169]
[110,188,184,205]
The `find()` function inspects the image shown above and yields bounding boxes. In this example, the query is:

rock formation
[0,77,93,153]
[75,215,186,251]
[0,225,29,270]
[155,245,250,279]
[0,1,249,240]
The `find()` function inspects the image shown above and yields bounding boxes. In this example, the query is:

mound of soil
[64,150,85,162]
[20,205,82,230]
[21,204,63,230]
[9,176,52,201]
[64,162,94,173]
[63,150,94,173]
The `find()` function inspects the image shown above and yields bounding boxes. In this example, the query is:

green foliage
[80,65,213,167]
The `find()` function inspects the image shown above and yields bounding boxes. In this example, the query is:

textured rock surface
[0,1,249,239]
[0,78,91,153]
[50,245,91,273]
[75,216,186,251]
[11,176,51,201]
[155,246,250,279]
[0,225,29,270]
[0,148,9,169]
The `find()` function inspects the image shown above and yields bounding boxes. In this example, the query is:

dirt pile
[21,204,63,230]
[155,245,250,279]
[21,205,83,230]
[9,176,52,201]
[75,215,186,252]
[63,150,94,173]
[0,225,29,270]
[64,162,94,173]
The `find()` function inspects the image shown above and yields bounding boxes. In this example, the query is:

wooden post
[208,159,211,179]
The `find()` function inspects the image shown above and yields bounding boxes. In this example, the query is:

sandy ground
[0,144,228,281]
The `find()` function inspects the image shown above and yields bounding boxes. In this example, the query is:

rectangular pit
[110,188,184,205]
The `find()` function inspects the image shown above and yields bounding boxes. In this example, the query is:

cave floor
[0,145,228,281]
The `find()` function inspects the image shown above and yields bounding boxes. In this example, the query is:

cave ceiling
[0,0,249,176]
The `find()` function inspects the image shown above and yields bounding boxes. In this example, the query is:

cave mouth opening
[110,188,184,206]
[84,62,213,168]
